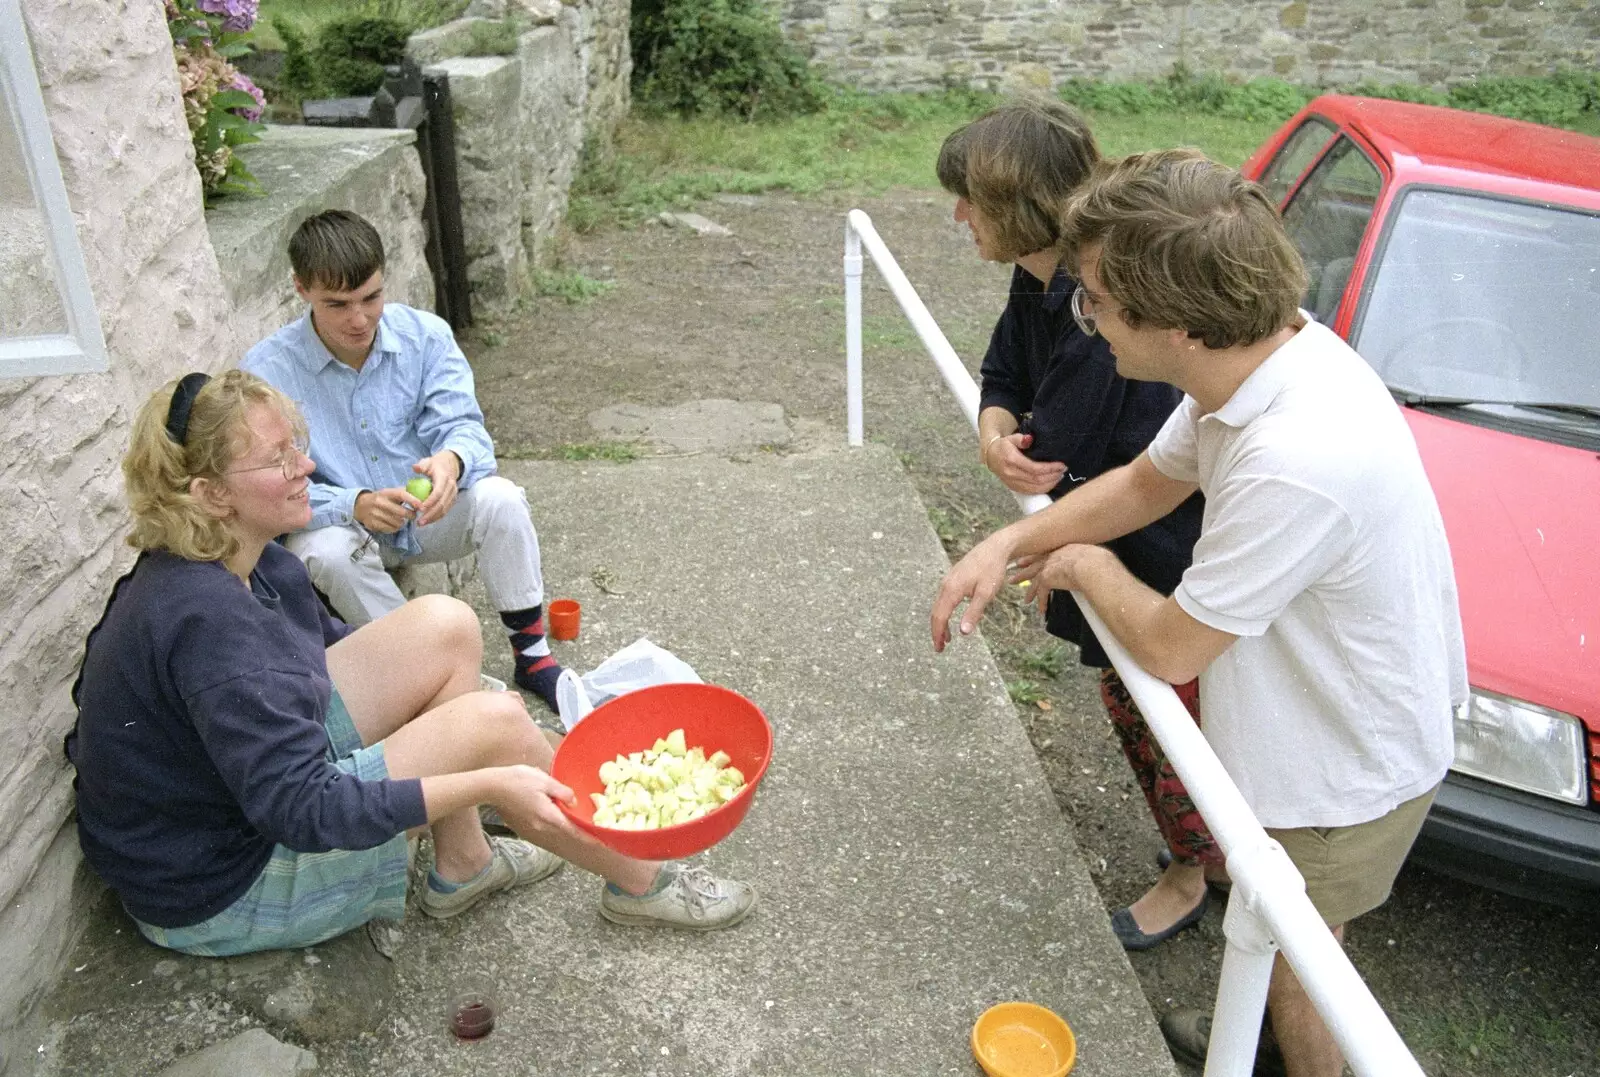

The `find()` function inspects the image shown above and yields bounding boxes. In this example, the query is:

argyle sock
[501,604,563,712]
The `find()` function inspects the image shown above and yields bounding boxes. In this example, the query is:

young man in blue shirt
[243,211,564,710]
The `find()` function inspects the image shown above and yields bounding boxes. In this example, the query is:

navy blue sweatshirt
[67,544,428,928]
[978,265,1204,668]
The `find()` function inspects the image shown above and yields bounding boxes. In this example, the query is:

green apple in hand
[405,476,433,501]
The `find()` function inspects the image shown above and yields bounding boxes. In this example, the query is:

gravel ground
[466,187,1600,1077]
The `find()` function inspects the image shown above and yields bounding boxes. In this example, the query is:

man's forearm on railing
[991,453,1196,559]
[1067,546,1237,685]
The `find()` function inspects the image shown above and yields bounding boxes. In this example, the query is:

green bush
[1446,70,1600,128]
[274,17,320,101]
[275,13,408,99]
[1058,67,1312,124]
[632,0,822,119]
[1347,81,1448,107]
[318,16,408,95]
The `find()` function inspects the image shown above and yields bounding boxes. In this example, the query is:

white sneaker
[421,837,563,920]
[599,864,756,931]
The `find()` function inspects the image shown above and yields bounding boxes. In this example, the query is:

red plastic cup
[547,598,581,640]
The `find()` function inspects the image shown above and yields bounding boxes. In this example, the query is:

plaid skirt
[134,690,410,957]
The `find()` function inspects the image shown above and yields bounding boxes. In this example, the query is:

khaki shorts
[1266,784,1440,927]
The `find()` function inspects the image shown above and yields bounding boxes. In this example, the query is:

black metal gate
[303,61,473,330]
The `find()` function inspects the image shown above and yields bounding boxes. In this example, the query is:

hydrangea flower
[229,72,267,122]
[196,0,258,33]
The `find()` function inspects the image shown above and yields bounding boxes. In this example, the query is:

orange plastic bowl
[550,682,774,860]
[971,1003,1077,1077]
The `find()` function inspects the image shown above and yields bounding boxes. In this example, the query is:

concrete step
[32,443,1175,1077]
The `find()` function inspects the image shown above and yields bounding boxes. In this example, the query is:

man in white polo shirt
[931,149,1466,1077]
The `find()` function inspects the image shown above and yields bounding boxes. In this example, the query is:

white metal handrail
[844,208,1424,1077]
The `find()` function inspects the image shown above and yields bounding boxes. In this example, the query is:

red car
[1241,96,1600,909]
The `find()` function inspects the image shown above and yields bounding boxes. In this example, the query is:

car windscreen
[1354,189,1600,410]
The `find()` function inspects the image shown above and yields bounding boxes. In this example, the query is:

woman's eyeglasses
[226,438,311,482]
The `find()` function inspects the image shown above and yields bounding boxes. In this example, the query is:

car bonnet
[1405,407,1600,730]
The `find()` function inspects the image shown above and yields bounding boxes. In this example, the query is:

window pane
[0,113,69,338]
[1355,190,1600,409]
[1280,139,1383,324]
[1259,119,1336,206]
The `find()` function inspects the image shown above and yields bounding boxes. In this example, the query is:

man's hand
[986,432,1067,495]
[412,451,462,526]
[931,535,1014,652]
[354,487,423,534]
[485,764,584,842]
[1008,544,1104,613]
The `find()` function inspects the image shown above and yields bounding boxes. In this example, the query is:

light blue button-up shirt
[241,304,496,556]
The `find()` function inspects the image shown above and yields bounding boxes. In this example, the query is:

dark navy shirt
[979,265,1204,667]
[67,544,427,928]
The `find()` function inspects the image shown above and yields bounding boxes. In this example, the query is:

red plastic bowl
[550,682,773,860]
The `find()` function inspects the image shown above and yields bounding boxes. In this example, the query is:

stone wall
[208,125,434,338]
[0,2,240,1069]
[408,0,629,313]
[0,12,436,1071]
[780,0,1600,93]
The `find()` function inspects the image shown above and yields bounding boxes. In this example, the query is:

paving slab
[28,443,1175,1077]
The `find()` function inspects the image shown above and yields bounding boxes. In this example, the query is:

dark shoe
[1159,1008,1286,1076]
[1110,888,1209,951]
[1157,848,1233,894]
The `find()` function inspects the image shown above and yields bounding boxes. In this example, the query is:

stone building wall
[0,10,436,1070]
[780,0,1600,93]
[0,3,239,1069]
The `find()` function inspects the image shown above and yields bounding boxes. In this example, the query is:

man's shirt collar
[1205,313,1315,428]
[294,308,398,373]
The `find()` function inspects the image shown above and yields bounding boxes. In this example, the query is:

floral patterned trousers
[1099,668,1223,866]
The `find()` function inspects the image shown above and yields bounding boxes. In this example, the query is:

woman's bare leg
[327,594,483,744]
[326,601,658,893]
[326,596,490,879]
[376,695,660,892]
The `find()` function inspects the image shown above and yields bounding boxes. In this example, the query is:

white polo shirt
[1147,317,1467,829]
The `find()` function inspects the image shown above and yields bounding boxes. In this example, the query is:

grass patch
[1006,679,1048,706]
[459,16,521,56]
[1402,1005,1517,1065]
[568,87,1295,232]
[1010,640,1068,681]
[530,268,617,304]
[550,442,644,462]
[569,68,1600,234]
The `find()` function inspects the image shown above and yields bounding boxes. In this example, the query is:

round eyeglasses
[226,438,311,482]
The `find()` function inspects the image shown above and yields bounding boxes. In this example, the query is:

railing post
[1205,879,1279,1077]
[845,218,864,447]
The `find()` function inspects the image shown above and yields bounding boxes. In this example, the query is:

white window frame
[0,0,108,377]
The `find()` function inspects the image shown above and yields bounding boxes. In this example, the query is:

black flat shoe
[1109,888,1209,951]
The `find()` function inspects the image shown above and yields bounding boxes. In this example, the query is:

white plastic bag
[556,637,703,732]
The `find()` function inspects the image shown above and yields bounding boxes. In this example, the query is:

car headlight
[1451,689,1589,806]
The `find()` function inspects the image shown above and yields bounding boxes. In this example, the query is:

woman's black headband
[164,372,211,446]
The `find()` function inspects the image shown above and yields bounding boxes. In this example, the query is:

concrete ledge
[205,125,434,349]
[27,447,1176,1076]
